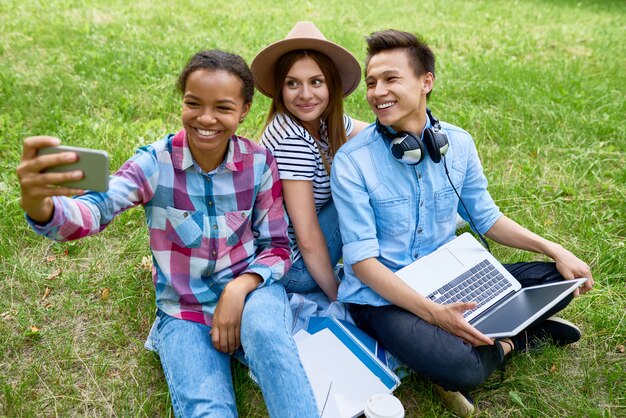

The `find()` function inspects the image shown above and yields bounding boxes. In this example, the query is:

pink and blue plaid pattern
[28,130,292,326]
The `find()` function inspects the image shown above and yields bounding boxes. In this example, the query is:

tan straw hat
[251,21,361,98]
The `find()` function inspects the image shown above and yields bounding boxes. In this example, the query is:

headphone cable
[442,155,492,253]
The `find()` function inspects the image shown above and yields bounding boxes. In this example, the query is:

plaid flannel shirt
[28,130,292,325]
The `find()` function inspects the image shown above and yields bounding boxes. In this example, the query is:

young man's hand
[485,216,594,296]
[551,245,594,296]
[429,301,494,347]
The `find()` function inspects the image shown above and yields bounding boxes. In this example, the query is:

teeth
[197,128,218,136]
[377,102,395,109]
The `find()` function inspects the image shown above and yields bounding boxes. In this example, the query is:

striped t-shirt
[260,112,353,261]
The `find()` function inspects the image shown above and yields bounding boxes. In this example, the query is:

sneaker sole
[434,384,475,417]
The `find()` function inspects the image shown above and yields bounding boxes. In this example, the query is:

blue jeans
[153,284,319,417]
[349,262,575,392]
[281,199,343,293]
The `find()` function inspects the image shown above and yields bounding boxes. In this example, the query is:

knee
[240,286,290,350]
[242,284,288,319]
[240,316,293,364]
[241,316,281,345]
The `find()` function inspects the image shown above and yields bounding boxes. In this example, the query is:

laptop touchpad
[429,248,464,277]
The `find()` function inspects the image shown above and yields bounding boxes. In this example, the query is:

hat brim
[251,37,361,98]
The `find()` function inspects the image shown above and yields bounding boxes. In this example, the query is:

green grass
[1,0,624,416]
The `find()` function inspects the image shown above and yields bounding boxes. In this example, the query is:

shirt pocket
[372,196,410,238]
[434,188,458,223]
[223,209,253,247]
[165,207,205,248]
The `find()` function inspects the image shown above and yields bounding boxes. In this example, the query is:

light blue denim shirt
[330,119,503,306]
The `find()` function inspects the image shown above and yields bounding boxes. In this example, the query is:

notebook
[394,232,587,337]
[294,316,400,418]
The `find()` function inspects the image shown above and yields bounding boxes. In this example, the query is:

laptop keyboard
[426,259,513,318]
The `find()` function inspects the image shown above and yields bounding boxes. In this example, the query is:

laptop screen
[472,280,580,337]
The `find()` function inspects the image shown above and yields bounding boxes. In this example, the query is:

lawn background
[0,0,624,416]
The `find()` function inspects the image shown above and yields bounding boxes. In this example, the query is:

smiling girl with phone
[16,49,318,418]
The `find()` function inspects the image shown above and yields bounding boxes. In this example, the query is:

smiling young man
[330,29,593,416]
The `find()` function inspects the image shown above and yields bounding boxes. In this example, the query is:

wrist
[225,273,262,296]
[321,281,339,301]
[543,241,565,260]
[418,297,440,325]
[22,197,55,225]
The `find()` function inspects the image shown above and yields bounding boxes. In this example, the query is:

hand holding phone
[37,145,110,192]
[17,137,110,224]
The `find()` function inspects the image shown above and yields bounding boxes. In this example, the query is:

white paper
[293,329,311,343]
[296,328,391,418]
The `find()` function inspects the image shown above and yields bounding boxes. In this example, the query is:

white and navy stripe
[261,113,353,260]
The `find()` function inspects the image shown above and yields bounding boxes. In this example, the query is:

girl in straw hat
[252,21,368,301]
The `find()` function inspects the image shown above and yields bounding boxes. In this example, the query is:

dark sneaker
[513,316,581,353]
[434,384,475,417]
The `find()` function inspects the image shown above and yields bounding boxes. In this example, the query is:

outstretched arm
[485,215,593,295]
[17,136,156,241]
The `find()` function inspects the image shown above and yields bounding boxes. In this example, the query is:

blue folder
[306,316,400,390]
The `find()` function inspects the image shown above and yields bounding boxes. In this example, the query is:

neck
[191,138,229,173]
[197,154,225,172]
[391,100,428,135]
[300,119,321,140]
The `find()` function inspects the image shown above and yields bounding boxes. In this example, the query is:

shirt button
[417,227,423,234]
[414,252,419,258]
[208,201,213,206]
[212,250,217,256]
[418,173,422,180]
[182,212,188,218]
[213,225,218,230]
[420,200,424,207]
[242,211,247,218]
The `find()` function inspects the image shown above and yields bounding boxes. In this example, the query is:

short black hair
[365,29,435,80]
[178,50,254,105]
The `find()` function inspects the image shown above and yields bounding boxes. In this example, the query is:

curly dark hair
[177,50,254,105]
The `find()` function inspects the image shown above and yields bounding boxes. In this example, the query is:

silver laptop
[395,232,587,338]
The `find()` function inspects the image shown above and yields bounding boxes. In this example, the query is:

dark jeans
[348,262,574,392]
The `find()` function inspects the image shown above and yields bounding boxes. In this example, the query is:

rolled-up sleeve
[330,150,380,265]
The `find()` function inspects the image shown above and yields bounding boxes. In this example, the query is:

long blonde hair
[263,50,347,172]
